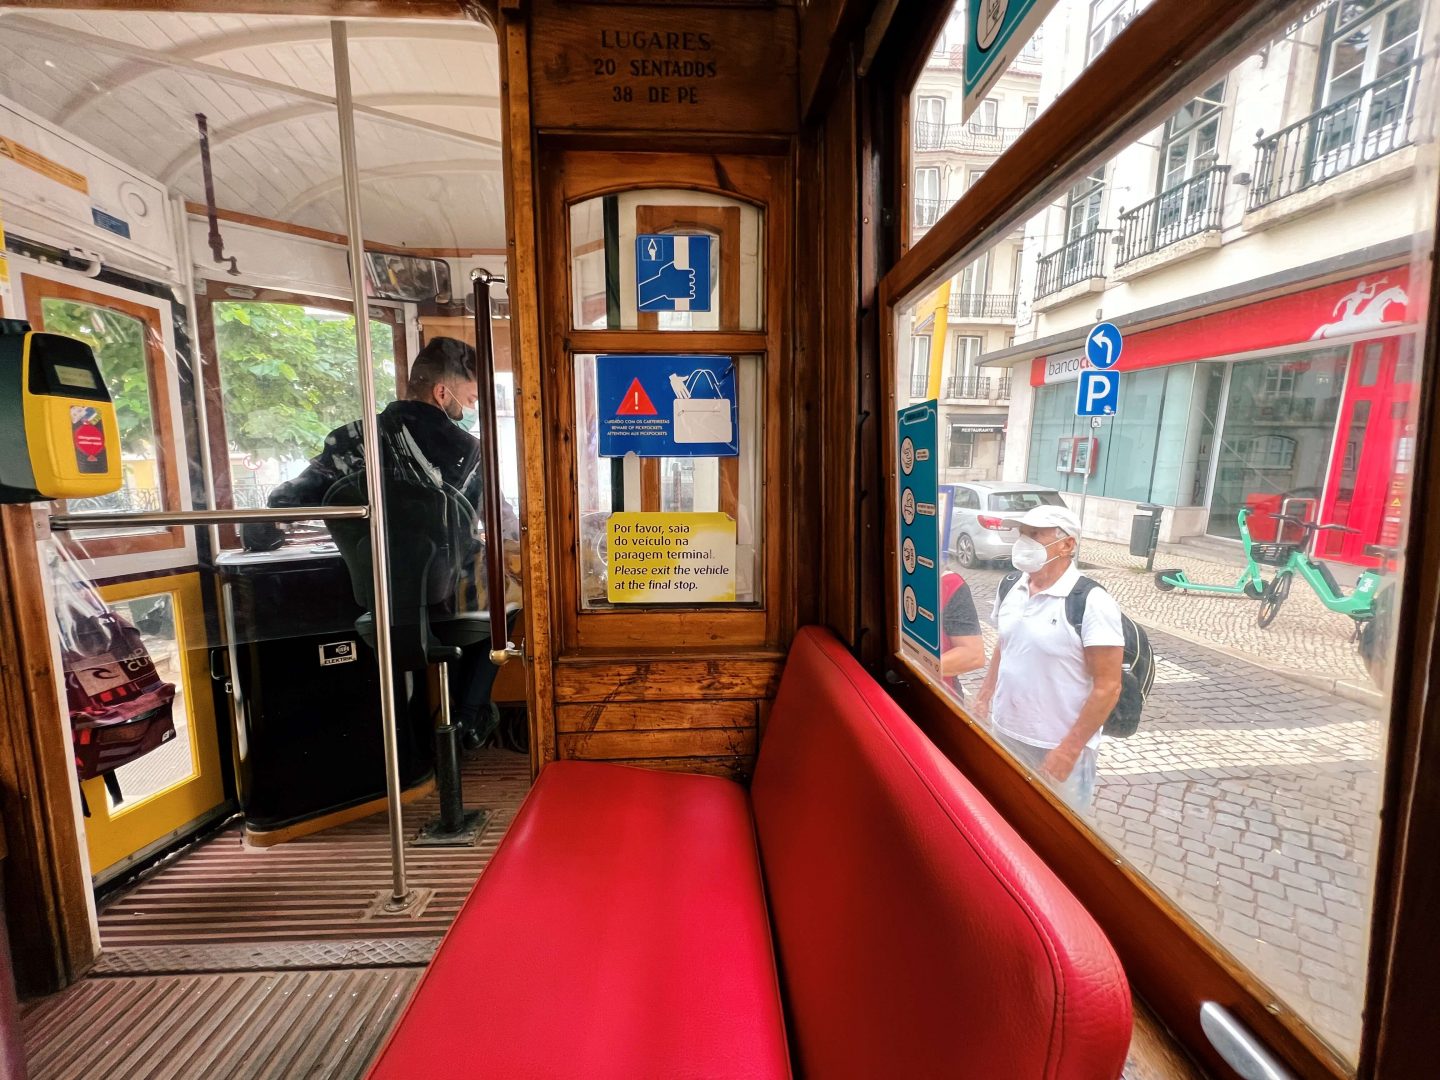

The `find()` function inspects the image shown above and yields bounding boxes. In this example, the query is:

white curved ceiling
[0,10,503,249]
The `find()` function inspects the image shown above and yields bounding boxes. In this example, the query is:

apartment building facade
[990,0,1421,566]
[907,15,1042,484]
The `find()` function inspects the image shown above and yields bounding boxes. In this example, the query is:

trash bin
[1130,504,1163,560]
[216,544,433,841]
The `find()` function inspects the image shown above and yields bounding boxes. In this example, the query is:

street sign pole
[1078,415,1103,556]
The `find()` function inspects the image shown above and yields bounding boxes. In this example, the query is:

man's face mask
[1011,533,1067,574]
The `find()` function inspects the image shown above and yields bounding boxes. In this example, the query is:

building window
[1024,100,1038,126]
[972,99,999,135]
[909,334,931,398]
[969,168,987,190]
[1066,168,1106,241]
[916,95,945,149]
[1088,0,1137,62]
[914,166,942,227]
[946,335,985,397]
[949,426,975,468]
[1262,361,1297,395]
[1246,434,1298,470]
[1159,81,1226,195]
[1316,0,1421,162]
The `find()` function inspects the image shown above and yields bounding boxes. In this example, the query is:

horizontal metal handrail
[49,506,369,530]
[1116,163,1229,266]
[1250,58,1421,210]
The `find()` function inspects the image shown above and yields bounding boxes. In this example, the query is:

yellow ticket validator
[0,319,121,503]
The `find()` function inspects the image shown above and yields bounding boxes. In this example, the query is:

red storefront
[1029,267,1415,566]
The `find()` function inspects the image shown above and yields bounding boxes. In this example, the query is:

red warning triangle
[616,377,658,416]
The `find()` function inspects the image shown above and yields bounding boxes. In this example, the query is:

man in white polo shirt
[973,505,1124,811]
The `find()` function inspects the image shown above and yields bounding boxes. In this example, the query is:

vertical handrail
[471,271,518,666]
[332,20,409,907]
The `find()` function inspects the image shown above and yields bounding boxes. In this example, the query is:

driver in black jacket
[242,336,519,744]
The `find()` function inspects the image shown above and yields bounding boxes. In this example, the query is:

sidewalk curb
[1077,559,1385,709]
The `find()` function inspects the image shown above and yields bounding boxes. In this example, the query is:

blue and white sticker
[636,234,713,313]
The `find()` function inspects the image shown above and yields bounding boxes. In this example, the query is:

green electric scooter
[1152,507,1269,599]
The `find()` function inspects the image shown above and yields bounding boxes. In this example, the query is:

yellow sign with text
[607,512,736,603]
[0,136,88,194]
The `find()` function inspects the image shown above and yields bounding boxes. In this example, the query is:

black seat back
[324,467,477,670]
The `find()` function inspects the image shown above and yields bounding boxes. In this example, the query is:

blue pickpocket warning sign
[597,354,738,458]
[636,234,714,312]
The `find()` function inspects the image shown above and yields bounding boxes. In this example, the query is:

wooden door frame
[20,275,187,559]
[538,150,792,655]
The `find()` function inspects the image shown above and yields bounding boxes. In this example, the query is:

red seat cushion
[367,760,790,1080]
[751,627,1132,1080]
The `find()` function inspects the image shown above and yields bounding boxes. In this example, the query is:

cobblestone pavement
[1076,538,1375,689]
[953,563,1381,1059]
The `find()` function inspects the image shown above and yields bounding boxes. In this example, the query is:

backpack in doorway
[997,572,1155,738]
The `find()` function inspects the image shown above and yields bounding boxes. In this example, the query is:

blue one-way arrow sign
[1086,321,1123,369]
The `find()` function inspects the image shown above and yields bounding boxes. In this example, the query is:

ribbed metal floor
[98,751,531,947]
[22,969,422,1080]
[22,750,532,1080]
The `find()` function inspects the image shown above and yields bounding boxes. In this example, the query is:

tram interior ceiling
[0,0,1434,1078]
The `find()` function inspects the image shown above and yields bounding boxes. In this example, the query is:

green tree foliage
[213,302,396,464]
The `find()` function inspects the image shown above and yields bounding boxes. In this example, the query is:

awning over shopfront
[947,413,1006,433]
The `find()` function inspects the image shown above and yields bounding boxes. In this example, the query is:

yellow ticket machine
[0,319,121,503]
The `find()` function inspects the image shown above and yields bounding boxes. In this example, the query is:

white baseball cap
[1000,504,1082,538]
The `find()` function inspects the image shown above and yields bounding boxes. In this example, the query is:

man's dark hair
[407,337,477,401]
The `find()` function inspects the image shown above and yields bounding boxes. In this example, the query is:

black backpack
[997,572,1154,738]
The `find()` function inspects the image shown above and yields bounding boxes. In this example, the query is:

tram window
[37,298,159,512]
[907,4,1079,245]
[569,191,764,332]
[890,4,1440,1062]
[574,353,764,608]
[210,299,398,509]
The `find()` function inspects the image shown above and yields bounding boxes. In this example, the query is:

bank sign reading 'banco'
[1043,351,1092,384]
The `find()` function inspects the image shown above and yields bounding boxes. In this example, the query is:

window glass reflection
[896,1,1438,1060]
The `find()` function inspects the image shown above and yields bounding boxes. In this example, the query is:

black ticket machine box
[217,544,433,842]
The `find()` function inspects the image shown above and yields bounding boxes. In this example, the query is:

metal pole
[332,20,409,907]
[471,271,518,666]
[170,194,223,560]
[49,506,367,530]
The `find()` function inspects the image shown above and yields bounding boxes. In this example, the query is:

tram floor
[19,749,531,1080]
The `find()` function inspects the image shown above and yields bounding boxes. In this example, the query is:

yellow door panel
[80,572,225,877]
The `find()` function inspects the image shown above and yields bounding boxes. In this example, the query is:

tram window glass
[907,4,1092,245]
[574,353,764,608]
[211,300,398,506]
[38,298,160,512]
[891,4,1440,1061]
[569,192,765,332]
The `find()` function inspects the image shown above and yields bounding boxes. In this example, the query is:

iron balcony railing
[948,292,1019,319]
[909,371,930,398]
[1035,229,1112,299]
[913,196,958,228]
[1116,164,1229,266]
[942,375,1013,400]
[1250,58,1420,211]
[914,121,1026,154]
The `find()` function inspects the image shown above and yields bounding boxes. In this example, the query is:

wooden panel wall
[553,654,783,780]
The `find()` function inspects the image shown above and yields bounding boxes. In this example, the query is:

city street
[952,561,1382,1055]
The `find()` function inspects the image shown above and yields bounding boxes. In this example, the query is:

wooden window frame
[195,284,408,549]
[539,149,791,653]
[874,0,1440,1077]
[21,275,186,559]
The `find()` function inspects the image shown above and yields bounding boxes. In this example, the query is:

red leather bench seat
[751,628,1132,1079]
[369,626,1130,1078]
[367,759,790,1080]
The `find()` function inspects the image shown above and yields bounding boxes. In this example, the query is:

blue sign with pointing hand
[1085,321,1123,369]
[636,234,713,313]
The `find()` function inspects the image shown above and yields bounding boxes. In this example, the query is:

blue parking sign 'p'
[1076,370,1119,417]
[636,234,713,313]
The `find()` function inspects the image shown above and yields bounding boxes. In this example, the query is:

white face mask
[1012,535,1058,574]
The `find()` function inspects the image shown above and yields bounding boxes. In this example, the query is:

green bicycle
[1253,515,1390,631]
[1153,507,1269,599]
